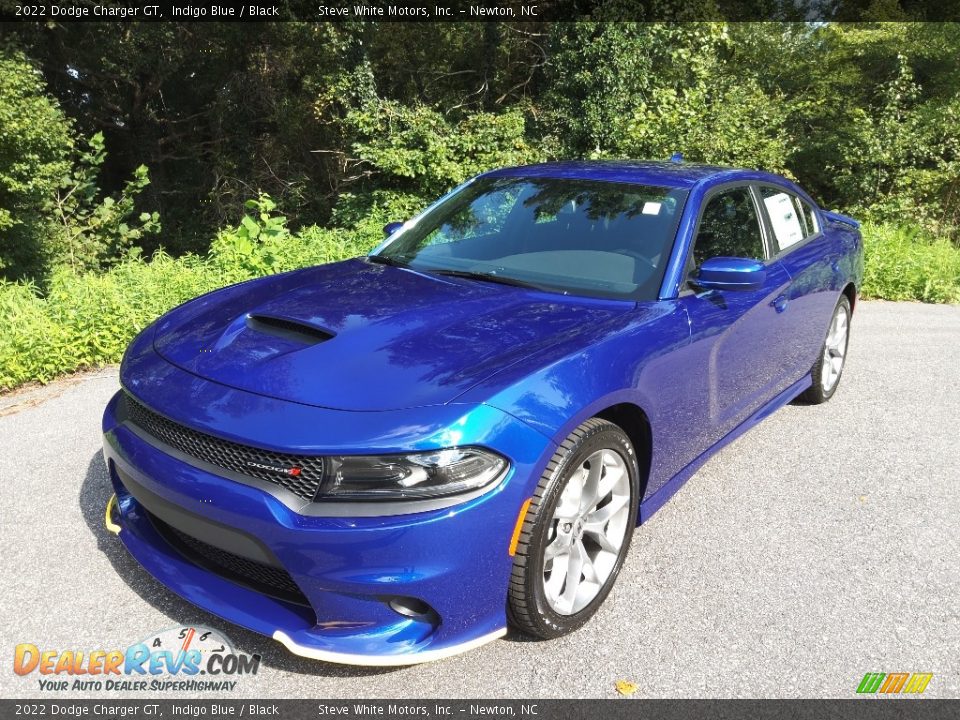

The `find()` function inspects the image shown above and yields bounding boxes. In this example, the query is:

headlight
[320,448,508,500]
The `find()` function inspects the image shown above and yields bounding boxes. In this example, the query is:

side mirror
[694,257,767,292]
[383,221,404,237]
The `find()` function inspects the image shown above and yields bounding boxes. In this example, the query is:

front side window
[376,177,688,301]
[691,186,766,269]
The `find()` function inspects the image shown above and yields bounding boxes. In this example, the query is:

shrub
[347,102,542,199]
[0,50,161,283]
[48,132,161,274]
[0,195,379,391]
[861,223,960,303]
[209,194,372,283]
[0,47,73,280]
[0,254,219,389]
[330,189,429,248]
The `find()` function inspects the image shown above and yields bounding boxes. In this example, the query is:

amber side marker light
[508,498,533,556]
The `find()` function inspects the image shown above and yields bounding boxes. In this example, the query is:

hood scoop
[245,314,334,345]
[152,259,632,411]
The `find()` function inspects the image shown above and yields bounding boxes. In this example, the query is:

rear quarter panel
[775,199,864,379]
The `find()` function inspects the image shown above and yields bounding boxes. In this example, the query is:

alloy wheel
[821,304,849,393]
[542,448,632,615]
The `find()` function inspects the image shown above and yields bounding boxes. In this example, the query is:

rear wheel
[801,295,851,404]
[507,419,640,639]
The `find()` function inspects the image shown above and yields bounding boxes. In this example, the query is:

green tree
[49,132,160,273]
[542,22,667,156]
[541,23,789,170]
[347,101,542,198]
[824,26,960,233]
[727,23,960,233]
[0,46,73,280]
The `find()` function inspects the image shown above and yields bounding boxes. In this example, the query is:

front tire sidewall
[808,295,851,404]
[524,424,640,638]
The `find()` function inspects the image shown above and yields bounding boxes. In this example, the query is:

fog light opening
[389,597,436,622]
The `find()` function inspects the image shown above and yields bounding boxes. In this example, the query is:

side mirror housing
[383,221,404,237]
[694,257,767,292]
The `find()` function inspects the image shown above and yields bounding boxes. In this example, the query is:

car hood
[153,259,632,411]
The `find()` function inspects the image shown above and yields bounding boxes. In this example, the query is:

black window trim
[752,182,825,260]
[679,181,775,295]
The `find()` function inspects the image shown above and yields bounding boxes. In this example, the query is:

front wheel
[801,295,851,404]
[507,418,640,639]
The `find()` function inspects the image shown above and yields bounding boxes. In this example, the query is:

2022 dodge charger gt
[102,161,864,665]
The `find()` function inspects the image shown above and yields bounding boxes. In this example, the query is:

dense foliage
[0,21,958,389]
[0,48,72,279]
[4,22,959,273]
[0,197,369,389]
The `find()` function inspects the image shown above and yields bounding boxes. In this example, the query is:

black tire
[507,418,640,639]
[801,295,852,405]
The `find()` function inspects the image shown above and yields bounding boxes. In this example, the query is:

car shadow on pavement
[79,451,398,679]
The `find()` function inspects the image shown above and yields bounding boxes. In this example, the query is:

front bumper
[102,388,553,665]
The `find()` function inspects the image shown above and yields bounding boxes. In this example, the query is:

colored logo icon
[856,672,933,694]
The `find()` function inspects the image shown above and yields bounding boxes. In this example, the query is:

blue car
[102,161,863,665]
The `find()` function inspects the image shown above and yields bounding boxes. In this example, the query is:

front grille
[147,510,310,606]
[123,393,325,500]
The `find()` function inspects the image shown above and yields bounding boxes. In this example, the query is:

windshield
[374,176,688,301]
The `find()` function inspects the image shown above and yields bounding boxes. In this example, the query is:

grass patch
[861,223,960,303]
[0,218,373,391]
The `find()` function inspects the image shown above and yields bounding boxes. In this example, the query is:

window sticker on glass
[642,201,662,215]
[764,192,804,250]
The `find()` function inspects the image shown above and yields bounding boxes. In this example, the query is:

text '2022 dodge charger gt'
[102,161,863,665]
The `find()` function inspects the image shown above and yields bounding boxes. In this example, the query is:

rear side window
[692,186,766,268]
[759,186,819,252]
[794,196,819,238]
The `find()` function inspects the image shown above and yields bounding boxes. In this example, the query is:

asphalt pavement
[1,300,957,699]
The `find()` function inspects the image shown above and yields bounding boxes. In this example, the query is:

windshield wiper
[370,257,548,291]
[366,254,408,267]
[429,268,545,290]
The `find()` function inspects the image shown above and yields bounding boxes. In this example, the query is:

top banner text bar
[3,0,960,23]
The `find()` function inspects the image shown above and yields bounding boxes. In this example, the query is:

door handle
[772,294,789,313]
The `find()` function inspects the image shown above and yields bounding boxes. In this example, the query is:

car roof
[483,160,763,189]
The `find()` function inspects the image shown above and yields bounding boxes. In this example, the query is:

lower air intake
[147,510,310,607]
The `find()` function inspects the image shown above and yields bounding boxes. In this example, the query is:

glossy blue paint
[484,159,731,188]
[822,209,860,229]
[151,260,635,412]
[695,257,767,291]
[383,221,404,237]
[102,390,546,657]
[103,161,864,663]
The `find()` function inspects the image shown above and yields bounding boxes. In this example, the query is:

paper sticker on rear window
[642,202,662,215]
[764,192,804,250]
